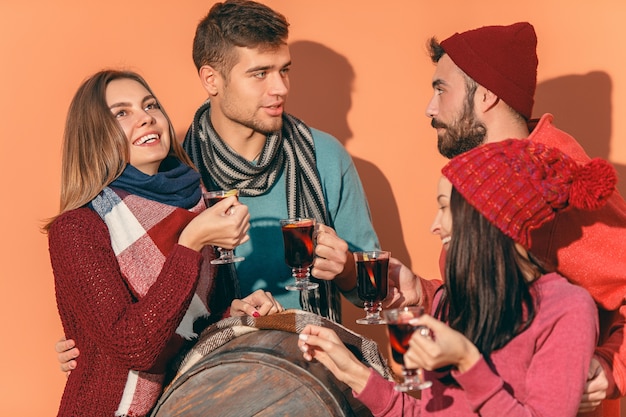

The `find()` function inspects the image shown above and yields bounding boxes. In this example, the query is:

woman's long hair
[434,187,541,357]
[43,70,194,231]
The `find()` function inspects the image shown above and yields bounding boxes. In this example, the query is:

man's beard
[432,104,487,159]
[241,116,283,135]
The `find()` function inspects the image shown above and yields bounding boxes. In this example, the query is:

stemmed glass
[383,306,433,391]
[354,250,389,325]
[203,189,245,265]
[280,218,319,291]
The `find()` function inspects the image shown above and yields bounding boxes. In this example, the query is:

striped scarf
[183,100,342,322]
[90,164,217,417]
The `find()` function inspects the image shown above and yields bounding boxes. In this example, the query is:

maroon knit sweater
[49,208,203,416]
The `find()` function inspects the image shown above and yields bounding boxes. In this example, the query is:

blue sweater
[234,127,380,309]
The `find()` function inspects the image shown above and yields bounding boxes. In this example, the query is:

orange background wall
[1,1,625,415]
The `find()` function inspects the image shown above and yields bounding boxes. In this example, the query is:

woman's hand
[403,314,480,373]
[229,289,284,317]
[298,324,371,394]
[179,196,250,252]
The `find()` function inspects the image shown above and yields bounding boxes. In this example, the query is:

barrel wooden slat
[151,330,373,417]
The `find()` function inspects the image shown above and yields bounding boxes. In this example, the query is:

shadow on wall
[287,40,408,358]
[535,71,626,195]
[288,40,412,267]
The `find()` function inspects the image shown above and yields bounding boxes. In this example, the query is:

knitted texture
[89,187,216,416]
[50,209,204,417]
[526,114,626,413]
[441,22,538,119]
[442,138,617,248]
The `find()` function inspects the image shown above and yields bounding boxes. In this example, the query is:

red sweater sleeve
[595,305,626,398]
[528,114,626,399]
[49,208,203,370]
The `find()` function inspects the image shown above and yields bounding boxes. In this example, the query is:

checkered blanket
[169,309,393,386]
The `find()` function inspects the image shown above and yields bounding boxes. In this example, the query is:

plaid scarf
[90,162,217,417]
[183,101,342,322]
[157,310,392,404]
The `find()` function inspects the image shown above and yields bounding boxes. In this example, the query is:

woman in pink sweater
[45,70,281,417]
[298,139,615,416]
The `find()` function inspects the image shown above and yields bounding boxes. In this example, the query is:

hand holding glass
[280,218,319,291]
[355,250,389,325]
[383,306,432,391]
[203,190,245,265]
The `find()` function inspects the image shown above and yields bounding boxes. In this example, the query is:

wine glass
[203,189,245,265]
[383,306,433,391]
[280,218,319,291]
[354,250,389,325]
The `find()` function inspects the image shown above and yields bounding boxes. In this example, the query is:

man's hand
[311,224,355,291]
[578,357,608,413]
[384,257,422,308]
[55,337,79,375]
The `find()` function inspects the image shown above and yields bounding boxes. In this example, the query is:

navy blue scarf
[110,156,202,209]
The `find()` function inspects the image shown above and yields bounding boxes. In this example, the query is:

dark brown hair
[435,188,540,357]
[192,0,289,76]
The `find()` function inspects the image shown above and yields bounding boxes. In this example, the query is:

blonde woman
[45,70,280,417]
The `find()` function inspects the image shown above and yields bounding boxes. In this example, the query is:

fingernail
[300,344,309,352]
[299,333,308,341]
[252,311,260,318]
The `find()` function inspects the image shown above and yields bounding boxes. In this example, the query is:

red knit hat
[442,139,617,248]
[440,22,538,120]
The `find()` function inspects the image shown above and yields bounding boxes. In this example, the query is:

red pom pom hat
[442,139,617,248]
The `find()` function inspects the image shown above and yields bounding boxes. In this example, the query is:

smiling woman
[42,69,267,417]
[430,176,452,251]
[106,79,172,175]
[5,1,626,416]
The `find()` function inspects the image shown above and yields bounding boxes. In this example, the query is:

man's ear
[199,65,220,96]
[478,87,500,113]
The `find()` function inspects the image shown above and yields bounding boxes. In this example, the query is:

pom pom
[569,158,617,210]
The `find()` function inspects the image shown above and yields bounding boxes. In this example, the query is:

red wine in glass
[383,306,432,391]
[355,251,389,324]
[203,190,244,264]
[280,218,319,291]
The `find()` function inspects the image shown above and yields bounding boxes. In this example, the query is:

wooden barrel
[151,329,373,417]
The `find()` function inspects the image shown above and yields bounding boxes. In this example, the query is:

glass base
[394,380,433,392]
[394,368,432,391]
[285,280,319,291]
[356,316,386,325]
[356,301,385,324]
[211,255,245,265]
[285,267,318,291]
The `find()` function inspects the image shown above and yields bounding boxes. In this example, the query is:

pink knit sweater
[356,273,598,416]
[49,208,203,416]
[420,114,626,416]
